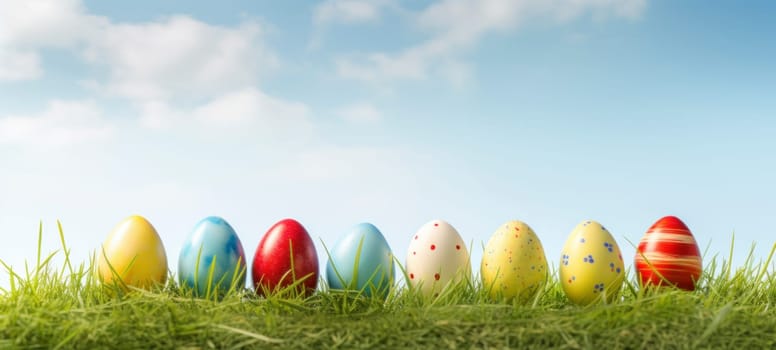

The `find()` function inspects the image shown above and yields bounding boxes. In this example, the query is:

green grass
[1,224,775,349]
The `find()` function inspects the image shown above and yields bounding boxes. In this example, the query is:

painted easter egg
[96,215,168,289]
[406,220,471,297]
[635,216,702,290]
[325,223,394,298]
[481,220,548,302]
[252,218,319,296]
[178,216,246,297]
[559,220,624,305]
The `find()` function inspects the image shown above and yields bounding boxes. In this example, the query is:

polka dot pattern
[559,220,625,305]
[481,220,548,302]
[405,220,471,297]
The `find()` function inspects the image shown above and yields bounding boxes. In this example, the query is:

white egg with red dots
[405,219,471,297]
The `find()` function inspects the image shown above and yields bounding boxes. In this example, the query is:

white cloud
[309,0,395,50]
[314,0,390,25]
[194,88,312,131]
[1,0,277,101]
[0,0,304,138]
[336,50,428,82]
[0,0,101,47]
[137,100,184,130]
[418,0,647,39]
[136,88,314,140]
[555,0,647,21]
[281,146,404,181]
[336,102,382,123]
[336,0,647,85]
[0,0,105,81]
[0,100,113,147]
[85,16,276,101]
[0,49,42,81]
[438,60,473,89]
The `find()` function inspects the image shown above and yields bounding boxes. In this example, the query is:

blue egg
[325,223,394,298]
[178,216,246,297]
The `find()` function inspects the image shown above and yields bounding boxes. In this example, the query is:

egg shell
[559,220,624,305]
[252,218,319,296]
[406,220,471,297]
[481,220,548,302]
[96,215,168,289]
[635,216,702,290]
[178,216,247,297]
[325,223,394,298]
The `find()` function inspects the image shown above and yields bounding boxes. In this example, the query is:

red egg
[635,216,702,290]
[252,219,319,296]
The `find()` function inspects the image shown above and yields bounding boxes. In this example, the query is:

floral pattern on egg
[559,220,625,305]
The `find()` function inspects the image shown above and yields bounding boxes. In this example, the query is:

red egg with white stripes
[635,216,702,290]
[406,220,471,297]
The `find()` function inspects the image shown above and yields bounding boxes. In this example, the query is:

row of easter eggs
[95,215,702,304]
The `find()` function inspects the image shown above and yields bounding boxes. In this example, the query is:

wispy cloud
[309,0,398,49]
[0,0,104,81]
[335,0,647,86]
[0,0,308,140]
[0,100,113,147]
[0,49,42,81]
[83,16,277,102]
[195,88,313,132]
[336,102,382,123]
[137,88,314,143]
[277,145,409,182]
[1,0,272,94]
[314,0,391,25]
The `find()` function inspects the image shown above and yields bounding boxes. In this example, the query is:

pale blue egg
[178,216,246,297]
[326,223,394,298]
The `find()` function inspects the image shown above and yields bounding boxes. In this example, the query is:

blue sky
[1,0,775,288]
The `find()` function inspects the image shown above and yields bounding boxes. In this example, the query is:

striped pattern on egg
[635,216,702,290]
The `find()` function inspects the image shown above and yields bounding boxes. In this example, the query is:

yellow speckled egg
[559,220,624,305]
[481,220,548,302]
[96,215,168,289]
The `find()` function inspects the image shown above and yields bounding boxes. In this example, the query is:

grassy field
[1,227,775,349]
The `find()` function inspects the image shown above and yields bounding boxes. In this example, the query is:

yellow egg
[96,215,168,289]
[559,220,624,305]
[481,220,548,302]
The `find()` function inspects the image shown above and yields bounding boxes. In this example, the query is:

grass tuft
[0,225,775,348]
